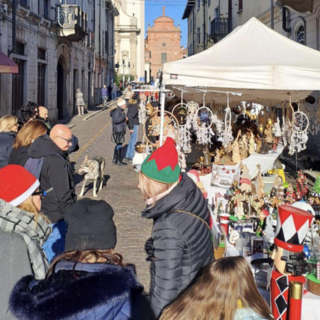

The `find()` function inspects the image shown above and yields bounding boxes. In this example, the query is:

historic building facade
[114,0,145,82]
[145,7,186,81]
[0,0,117,122]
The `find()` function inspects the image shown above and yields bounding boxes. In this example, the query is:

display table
[242,145,284,179]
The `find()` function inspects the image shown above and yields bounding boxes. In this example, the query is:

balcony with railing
[55,4,88,42]
[210,18,228,40]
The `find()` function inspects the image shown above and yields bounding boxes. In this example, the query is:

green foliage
[114,72,134,88]
[313,175,320,194]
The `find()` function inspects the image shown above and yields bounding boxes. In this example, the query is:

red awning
[0,51,18,74]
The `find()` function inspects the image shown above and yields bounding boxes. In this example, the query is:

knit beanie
[64,199,117,252]
[141,137,180,184]
[0,165,39,206]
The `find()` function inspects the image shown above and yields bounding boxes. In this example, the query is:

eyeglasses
[57,136,72,144]
[32,190,47,199]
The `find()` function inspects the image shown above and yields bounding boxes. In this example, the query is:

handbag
[111,131,125,144]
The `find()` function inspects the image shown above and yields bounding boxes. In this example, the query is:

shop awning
[0,51,18,74]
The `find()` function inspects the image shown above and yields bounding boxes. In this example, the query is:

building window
[238,0,243,11]
[16,42,25,56]
[20,0,28,7]
[189,18,193,34]
[38,64,46,106]
[44,0,50,18]
[203,23,205,43]
[38,48,46,60]
[197,27,200,44]
[208,16,211,35]
[161,53,167,63]
[12,59,25,115]
[197,0,200,11]
[296,25,305,45]
[215,6,219,18]
[208,0,211,6]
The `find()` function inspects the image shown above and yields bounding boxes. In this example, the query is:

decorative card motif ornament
[211,163,241,187]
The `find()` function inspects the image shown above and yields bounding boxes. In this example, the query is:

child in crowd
[160,256,273,320]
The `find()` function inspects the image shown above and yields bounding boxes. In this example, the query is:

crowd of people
[0,95,274,320]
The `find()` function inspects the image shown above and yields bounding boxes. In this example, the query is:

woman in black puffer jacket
[139,136,214,319]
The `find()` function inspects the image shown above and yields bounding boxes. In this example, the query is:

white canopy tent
[162,17,320,106]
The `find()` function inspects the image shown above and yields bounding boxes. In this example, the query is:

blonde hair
[0,115,18,132]
[13,119,47,149]
[160,256,273,320]
[17,196,49,225]
[139,172,175,205]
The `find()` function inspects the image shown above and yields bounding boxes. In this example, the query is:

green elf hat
[141,137,180,184]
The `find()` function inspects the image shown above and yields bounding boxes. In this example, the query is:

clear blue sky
[145,1,188,48]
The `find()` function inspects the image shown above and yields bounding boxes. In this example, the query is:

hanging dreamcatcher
[281,102,294,147]
[143,109,180,149]
[195,94,215,145]
[172,92,193,153]
[288,103,309,155]
[218,93,234,148]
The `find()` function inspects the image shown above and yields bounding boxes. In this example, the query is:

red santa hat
[274,204,313,252]
[0,165,40,207]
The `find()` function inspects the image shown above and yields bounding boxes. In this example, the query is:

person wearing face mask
[0,165,51,320]
[0,115,19,169]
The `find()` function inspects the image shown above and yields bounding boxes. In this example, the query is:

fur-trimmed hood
[10,261,146,320]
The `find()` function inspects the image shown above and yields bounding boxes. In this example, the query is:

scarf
[0,199,51,279]
[145,182,178,206]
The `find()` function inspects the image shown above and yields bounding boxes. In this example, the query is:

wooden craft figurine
[255,135,262,153]
[200,147,212,174]
[232,131,241,163]
[214,148,221,163]
[248,131,255,155]
[264,123,274,144]
[285,183,296,204]
[239,134,248,160]
[296,170,308,200]
[271,205,313,320]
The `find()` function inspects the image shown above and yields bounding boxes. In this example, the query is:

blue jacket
[0,131,15,169]
[10,261,153,320]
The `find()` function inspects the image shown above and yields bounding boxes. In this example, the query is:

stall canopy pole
[160,85,166,146]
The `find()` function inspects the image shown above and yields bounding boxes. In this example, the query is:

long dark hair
[47,249,125,278]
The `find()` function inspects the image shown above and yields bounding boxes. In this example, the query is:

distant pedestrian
[108,83,113,100]
[101,84,108,106]
[123,85,133,105]
[76,88,85,116]
[160,256,273,320]
[139,136,214,318]
[0,115,19,169]
[37,106,51,132]
[8,120,47,167]
[112,83,118,100]
[123,97,139,164]
[9,198,152,320]
[110,98,127,166]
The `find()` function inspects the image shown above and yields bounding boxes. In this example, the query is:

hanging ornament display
[288,109,309,155]
[195,95,214,145]
[218,94,234,148]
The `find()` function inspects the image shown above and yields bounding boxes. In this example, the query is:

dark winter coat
[111,107,127,133]
[142,173,214,318]
[0,131,15,169]
[10,261,153,320]
[127,103,139,130]
[8,145,30,167]
[28,135,76,223]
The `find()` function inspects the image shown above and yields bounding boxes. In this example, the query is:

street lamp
[122,59,125,88]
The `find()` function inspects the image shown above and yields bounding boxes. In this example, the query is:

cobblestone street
[68,106,153,291]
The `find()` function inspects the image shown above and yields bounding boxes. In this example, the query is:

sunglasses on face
[57,136,72,144]
[32,190,47,199]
